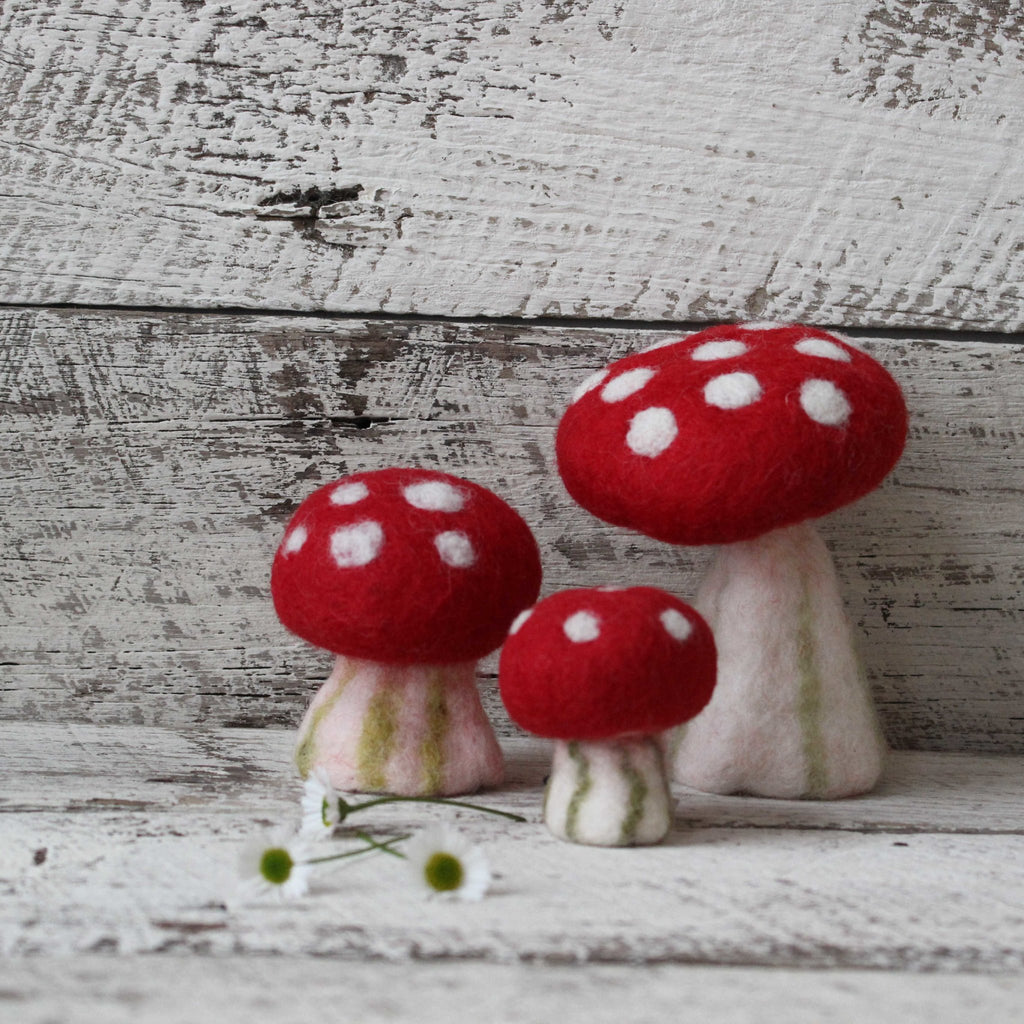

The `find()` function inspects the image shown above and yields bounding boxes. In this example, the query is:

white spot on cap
[601,367,656,403]
[691,340,748,361]
[626,407,678,457]
[596,586,625,592]
[795,337,851,362]
[509,608,532,635]
[572,369,610,403]
[800,379,851,427]
[330,521,384,568]
[403,479,465,513]
[435,530,476,568]
[704,372,762,410]
[563,610,600,643]
[660,608,693,642]
[330,481,369,505]
[282,525,307,555]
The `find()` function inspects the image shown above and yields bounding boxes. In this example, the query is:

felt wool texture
[556,323,908,546]
[295,655,504,796]
[499,587,717,742]
[544,737,672,846]
[272,468,542,664]
[671,521,887,799]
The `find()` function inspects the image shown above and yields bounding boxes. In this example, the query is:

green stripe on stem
[295,661,358,778]
[618,745,649,845]
[796,587,829,798]
[357,678,401,790]
[564,741,592,843]
[420,672,449,794]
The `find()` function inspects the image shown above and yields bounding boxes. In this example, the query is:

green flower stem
[306,834,408,866]
[340,795,525,823]
[354,829,408,859]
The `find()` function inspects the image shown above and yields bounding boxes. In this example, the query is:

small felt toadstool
[556,323,908,799]
[271,468,542,796]
[499,587,716,845]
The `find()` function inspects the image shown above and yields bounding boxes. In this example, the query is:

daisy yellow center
[424,852,463,892]
[260,847,294,885]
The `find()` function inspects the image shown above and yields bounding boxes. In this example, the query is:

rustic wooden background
[4,311,1023,752]
[2,0,1022,328]
[2,0,1023,1018]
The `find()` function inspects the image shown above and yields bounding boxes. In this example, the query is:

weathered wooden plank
[4,724,1023,835]
[5,957,1024,1024]
[2,309,1022,750]
[3,725,1024,970]
[1,1,1022,327]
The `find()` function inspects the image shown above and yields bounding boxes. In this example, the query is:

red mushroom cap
[271,468,542,665]
[499,587,716,741]
[556,323,908,546]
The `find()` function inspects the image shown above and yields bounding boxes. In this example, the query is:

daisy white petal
[300,768,343,839]
[404,825,491,902]
[236,828,313,903]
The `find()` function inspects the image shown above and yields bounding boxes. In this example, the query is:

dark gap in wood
[1,301,1022,345]
[221,714,296,729]
[256,184,364,209]
[4,798,1020,837]
[333,415,394,430]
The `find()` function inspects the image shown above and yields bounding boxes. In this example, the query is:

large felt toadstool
[271,468,542,796]
[499,587,716,845]
[556,323,908,799]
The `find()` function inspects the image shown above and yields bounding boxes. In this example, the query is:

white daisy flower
[236,829,313,903]
[404,825,491,902]
[300,768,344,839]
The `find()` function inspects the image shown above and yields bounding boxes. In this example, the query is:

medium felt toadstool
[271,468,542,796]
[556,323,908,799]
[499,587,716,845]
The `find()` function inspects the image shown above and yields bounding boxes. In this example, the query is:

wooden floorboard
[4,723,1022,835]
[3,724,1024,971]
[4,957,1024,1024]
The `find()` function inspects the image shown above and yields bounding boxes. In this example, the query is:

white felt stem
[672,521,887,799]
[544,736,671,846]
[294,657,503,796]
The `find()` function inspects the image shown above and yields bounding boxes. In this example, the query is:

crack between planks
[0,302,1022,345]
[2,803,1019,837]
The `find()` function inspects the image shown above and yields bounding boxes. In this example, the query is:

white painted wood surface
[6,957,1024,1024]
[3,2,1023,1014]
[1,1,1022,327]
[3,723,1024,974]
[3,309,1022,750]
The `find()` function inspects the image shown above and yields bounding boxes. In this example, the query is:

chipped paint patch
[834,1,1024,117]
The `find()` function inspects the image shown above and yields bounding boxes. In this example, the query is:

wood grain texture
[2,308,1023,750]
[5,724,1022,834]
[6,957,1024,1024]
[3,724,1024,971]
[1,1,1022,328]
